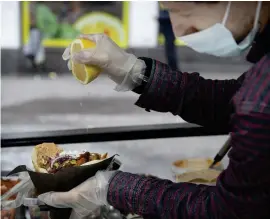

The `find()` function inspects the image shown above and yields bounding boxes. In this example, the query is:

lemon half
[70,39,102,85]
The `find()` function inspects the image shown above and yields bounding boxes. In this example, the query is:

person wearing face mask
[38,1,270,219]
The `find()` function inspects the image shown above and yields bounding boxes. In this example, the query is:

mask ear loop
[221,1,231,26]
[253,1,262,30]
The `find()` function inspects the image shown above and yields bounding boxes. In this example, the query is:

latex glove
[1,175,34,210]
[63,34,147,91]
[38,171,117,219]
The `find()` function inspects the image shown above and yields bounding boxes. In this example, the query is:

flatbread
[173,158,212,169]
[175,169,221,183]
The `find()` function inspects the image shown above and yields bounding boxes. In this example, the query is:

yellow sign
[158,34,185,46]
[22,1,129,48]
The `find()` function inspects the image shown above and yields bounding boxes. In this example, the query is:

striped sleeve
[135,57,244,130]
[107,172,232,219]
[107,54,270,219]
[216,53,270,218]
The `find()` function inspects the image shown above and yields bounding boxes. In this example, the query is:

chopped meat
[76,157,87,166]
[1,179,20,200]
[89,153,101,160]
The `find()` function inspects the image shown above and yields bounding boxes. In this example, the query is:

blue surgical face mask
[179,1,262,57]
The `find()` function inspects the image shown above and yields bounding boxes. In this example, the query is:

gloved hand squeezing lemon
[63,34,147,91]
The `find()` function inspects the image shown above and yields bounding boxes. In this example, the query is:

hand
[38,171,117,219]
[63,34,146,91]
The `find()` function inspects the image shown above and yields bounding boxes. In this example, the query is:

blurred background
[1,1,252,178]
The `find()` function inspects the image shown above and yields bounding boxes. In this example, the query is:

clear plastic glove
[63,34,147,91]
[1,174,35,210]
[38,171,117,219]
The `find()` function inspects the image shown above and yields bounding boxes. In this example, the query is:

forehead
[161,2,221,13]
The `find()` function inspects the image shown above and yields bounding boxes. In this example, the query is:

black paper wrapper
[6,155,120,219]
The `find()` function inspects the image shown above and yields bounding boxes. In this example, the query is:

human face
[161,1,269,42]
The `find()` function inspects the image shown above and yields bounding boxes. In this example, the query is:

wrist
[114,57,146,92]
[133,57,153,94]
[95,171,119,206]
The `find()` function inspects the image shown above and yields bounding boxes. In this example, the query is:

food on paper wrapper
[32,143,63,173]
[172,157,223,175]
[32,143,108,173]
[1,205,16,219]
[175,169,221,185]
[70,38,102,85]
[173,157,222,170]
[1,178,20,219]
[171,157,224,183]
[1,178,20,199]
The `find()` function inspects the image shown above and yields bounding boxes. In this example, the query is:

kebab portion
[32,143,108,173]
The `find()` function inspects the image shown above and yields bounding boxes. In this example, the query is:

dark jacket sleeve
[133,57,245,130]
[107,54,270,219]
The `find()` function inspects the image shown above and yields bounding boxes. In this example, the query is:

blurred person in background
[23,17,45,71]
[23,2,46,71]
[39,1,270,219]
[158,6,178,70]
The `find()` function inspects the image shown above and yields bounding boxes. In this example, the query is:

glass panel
[1,135,229,181]
[2,70,246,134]
[1,1,250,134]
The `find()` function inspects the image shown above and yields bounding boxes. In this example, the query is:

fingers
[72,50,95,64]
[38,192,73,208]
[62,46,71,61]
[62,33,109,67]
[77,34,93,41]
[67,60,72,70]
[72,49,109,67]
[62,47,96,65]
[77,33,106,43]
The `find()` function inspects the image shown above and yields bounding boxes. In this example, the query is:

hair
[159,1,220,10]
[194,1,220,3]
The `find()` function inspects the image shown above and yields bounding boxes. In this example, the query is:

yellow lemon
[70,38,102,85]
